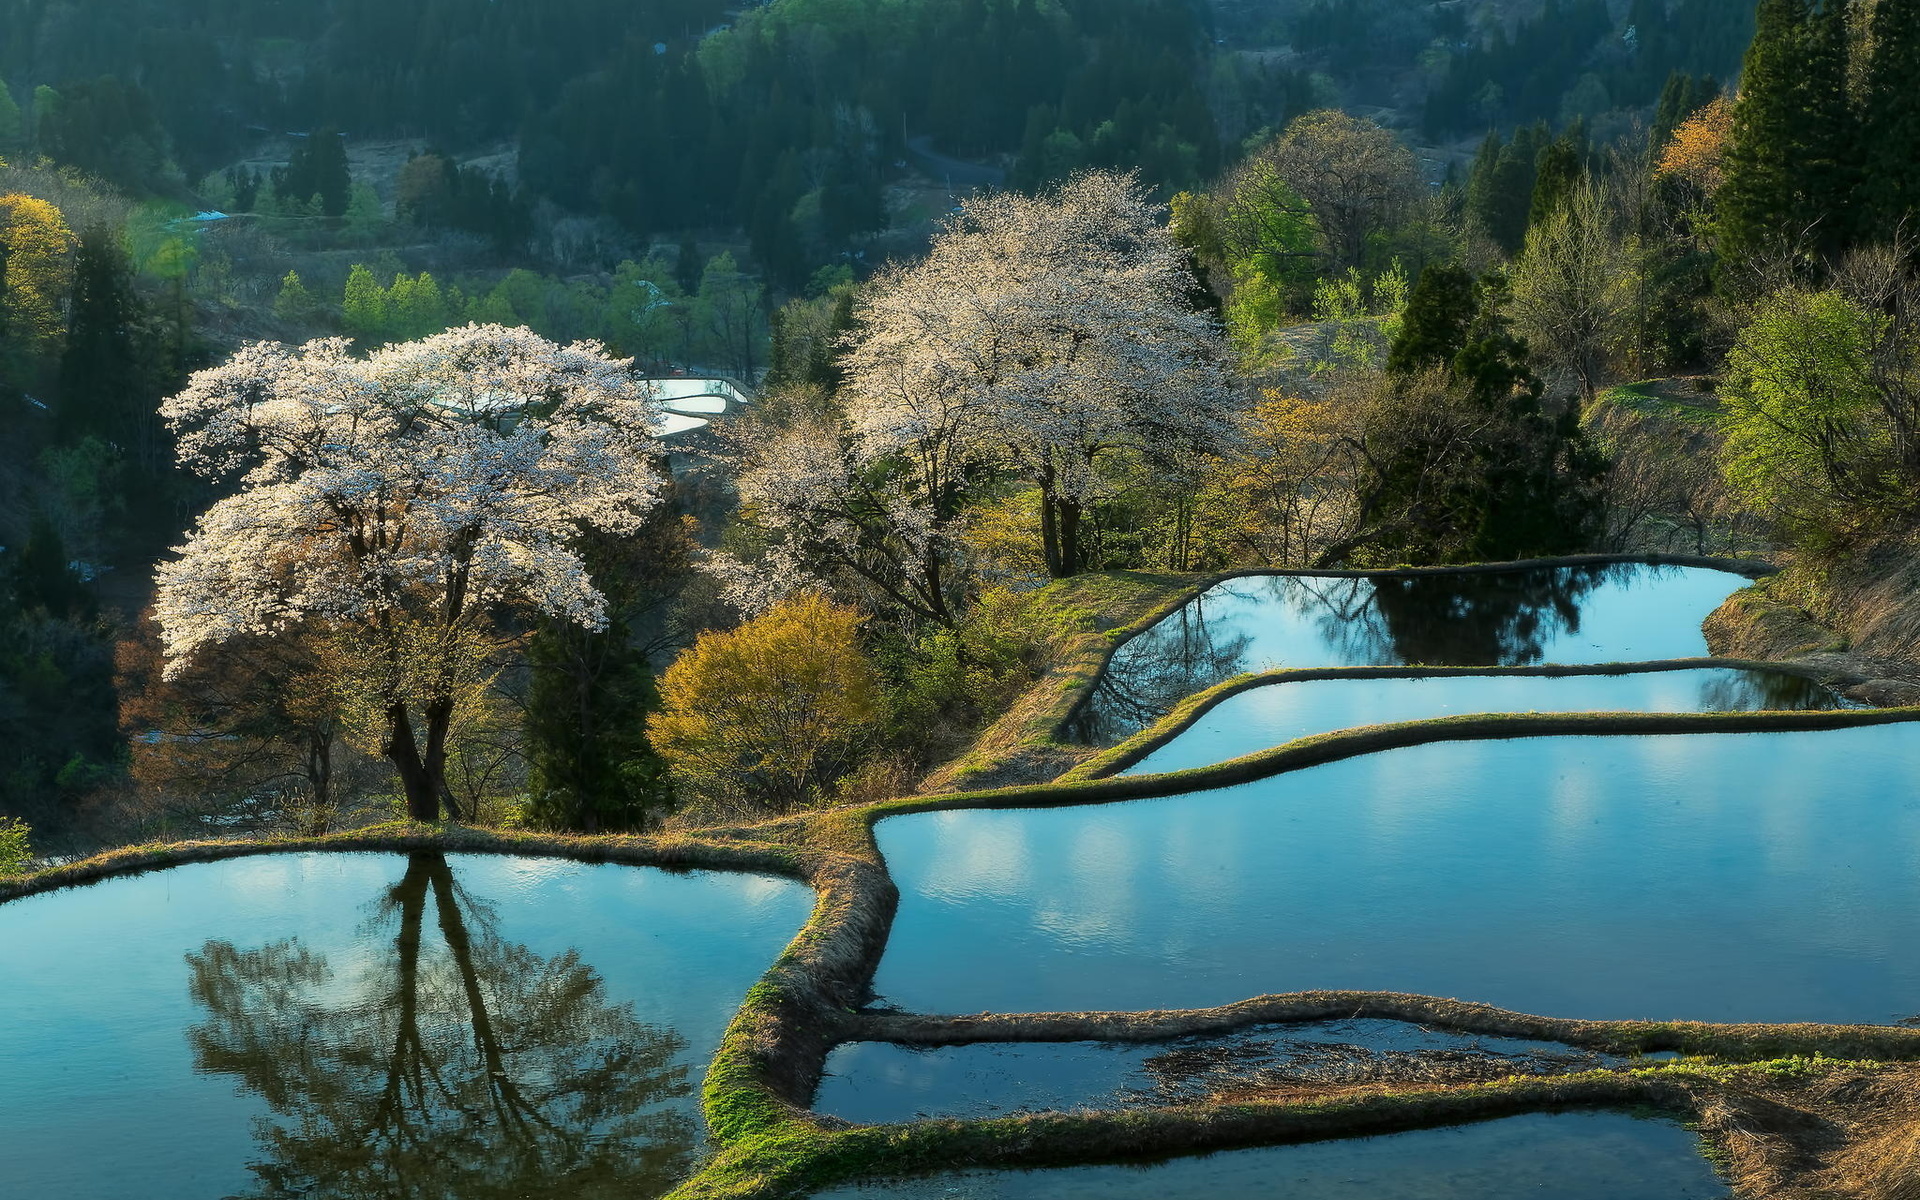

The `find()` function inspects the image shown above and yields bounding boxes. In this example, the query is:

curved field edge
[871,705,1920,821]
[3,819,1907,1200]
[674,1061,1915,1200]
[1057,656,1855,781]
[12,715,1920,1196]
[922,552,1771,793]
[852,990,1920,1062]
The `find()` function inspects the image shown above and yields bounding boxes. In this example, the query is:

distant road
[906,135,1005,190]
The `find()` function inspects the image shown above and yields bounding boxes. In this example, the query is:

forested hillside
[4,0,1917,860]
[3,0,1760,257]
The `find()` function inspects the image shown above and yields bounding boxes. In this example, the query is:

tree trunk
[306,728,334,832]
[1038,483,1062,576]
[1055,495,1084,577]
[420,695,463,821]
[385,702,443,822]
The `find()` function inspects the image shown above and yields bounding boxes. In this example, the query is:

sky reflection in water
[1069,565,1752,745]
[875,725,1920,1024]
[0,852,811,1200]
[1120,667,1838,774]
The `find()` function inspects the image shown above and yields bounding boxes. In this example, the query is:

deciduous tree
[842,172,1236,578]
[0,815,30,875]
[154,325,670,822]
[1509,183,1637,403]
[186,853,694,1196]
[0,193,75,361]
[117,613,356,830]
[1718,284,1908,539]
[648,593,884,817]
[1240,110,1421,272]
[1657,96,1735,194]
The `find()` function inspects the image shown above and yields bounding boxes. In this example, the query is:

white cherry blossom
[154,324,668,820]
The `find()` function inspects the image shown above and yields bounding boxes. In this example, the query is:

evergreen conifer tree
[277,128,352,217]
[1388,263,1479,374]
[1529,127,1586,229]
[1472,124,1548,254]
[341,263,387,339]
[1465,131,1503,236]
[523,528,679,833]
[0,75,22,155]
[273,271,321,324]
[1799,0,1859,256]
[1862,0,1920,229]
[1718,0,1808,264]
[56,228,143,448]
[1719,0,1858,266]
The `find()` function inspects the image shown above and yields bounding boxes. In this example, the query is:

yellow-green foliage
[0,192,76,356]
[1721,289,1890,537]
[652,594,885,816]
[0,815,32,876]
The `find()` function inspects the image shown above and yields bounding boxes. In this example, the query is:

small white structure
[643,377,750,438]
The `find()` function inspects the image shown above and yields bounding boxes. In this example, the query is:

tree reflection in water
[1062,596,1254,746]
[1697,669,1841,713]
[1070,567,1635,747]
[1325,565,1616,666]
[185,853,695,1199]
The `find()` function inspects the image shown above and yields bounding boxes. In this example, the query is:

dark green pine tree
[1371,265,1603,563]
[522,527,681,834]
[1862,0,1920,230]
[9,516,93,620]
[1528,125,1587,230]
[278,128,352,216]
[1718,0,1811,263]
[1469,123,1548,254]
[1652,73,1695,151]
[1798,0,1859,257]
[1464,131,1504,231]
[56,227,144,449]
[1718,0,1858,267]
[523,615,674,834]
[1387,263,1480,376]
[1651,73,1723,153]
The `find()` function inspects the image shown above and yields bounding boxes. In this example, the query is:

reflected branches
[1333,565,1617,666]
[1065,594,1255,745]
[1072,566,1649,745]
[185,853,695,1199]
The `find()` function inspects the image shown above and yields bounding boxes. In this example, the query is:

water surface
[817,1020,1618,1123]
[875,725,1920,1022]
[811,1111,1727,1199]
[0,852,811,1200]
[1121,668,1837,775]
[1069,565,1749,745]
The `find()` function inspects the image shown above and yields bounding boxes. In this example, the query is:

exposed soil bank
[1707,539,1920,706]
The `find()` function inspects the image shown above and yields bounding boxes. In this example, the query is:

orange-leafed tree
[117,610,357,829]
[1658,96,1735,195]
